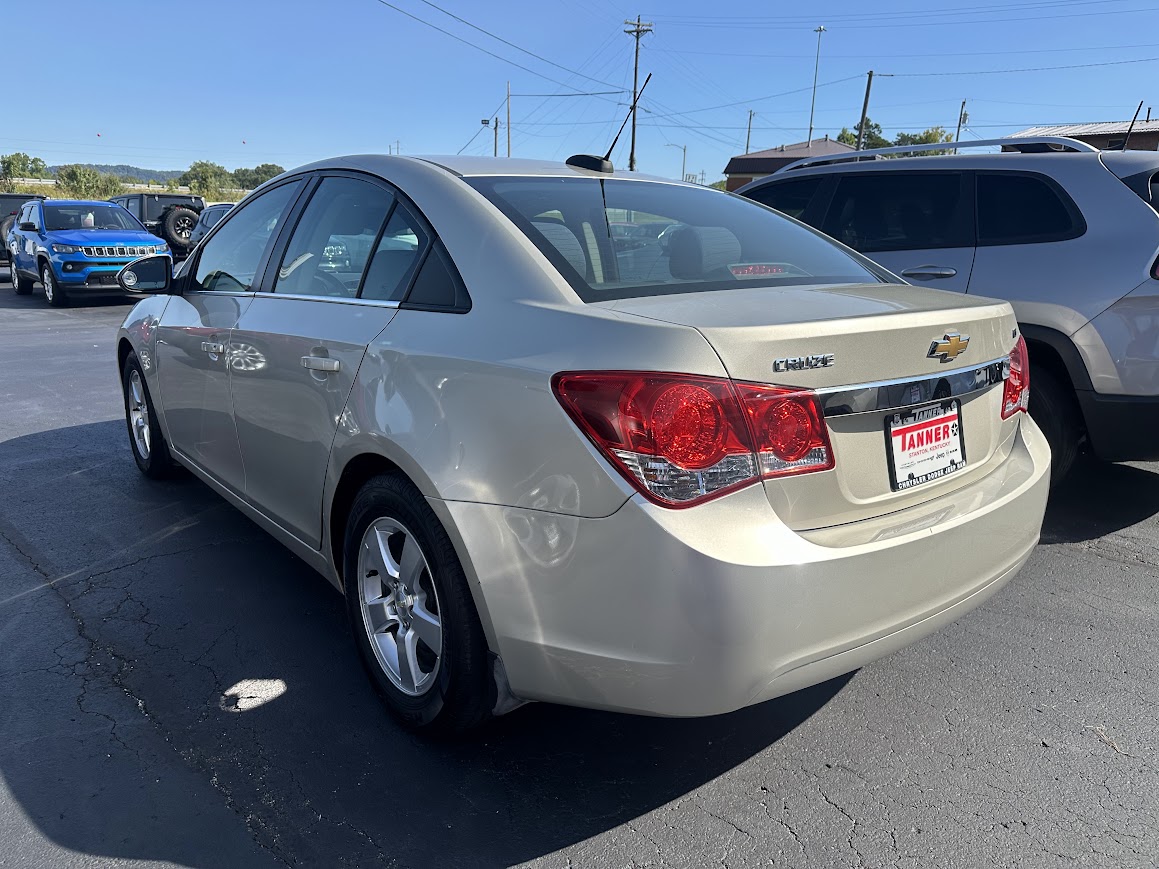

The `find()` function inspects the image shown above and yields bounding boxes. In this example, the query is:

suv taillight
[552,372,834,507]
[1002,335,1030,419]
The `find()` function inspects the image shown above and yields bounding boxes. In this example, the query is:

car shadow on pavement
[0,288,134,311]
[0,420,848,868]
[1041,455,1159,544]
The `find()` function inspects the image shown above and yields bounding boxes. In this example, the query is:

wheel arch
[117,336,135,373]
[326,447,501,652]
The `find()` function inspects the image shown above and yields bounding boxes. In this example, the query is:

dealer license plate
[886,400,966,491]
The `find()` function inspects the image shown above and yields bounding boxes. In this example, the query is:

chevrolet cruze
[114,154,1049,732]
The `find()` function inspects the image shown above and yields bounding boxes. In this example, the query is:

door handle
[301,356,340,373]
[201,341,225,354]
[900,265,957,280]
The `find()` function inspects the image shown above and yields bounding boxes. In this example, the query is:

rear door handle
[900,265,957,280]
[301,356,340,373]
[201,341,225,354]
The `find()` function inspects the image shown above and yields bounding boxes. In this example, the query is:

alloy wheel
[127,369,151,460]
[357,517,443,696]
[42,266,54,303]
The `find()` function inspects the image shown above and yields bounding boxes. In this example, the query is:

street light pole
[666,143,686,181]
[807,25,826,147]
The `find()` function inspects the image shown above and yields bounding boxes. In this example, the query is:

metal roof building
[1012,121,1159,151]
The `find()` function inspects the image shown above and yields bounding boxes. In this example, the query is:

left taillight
[1002,335,1030,419]
[551,371,834,508]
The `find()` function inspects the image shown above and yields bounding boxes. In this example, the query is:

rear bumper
[1078,390,1159,462]
[442,415,1050,717]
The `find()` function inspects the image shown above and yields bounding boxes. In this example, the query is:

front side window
[122,197,142,220]
[976,173,1083,245]
[26,205,41,230]
[822,173,969,253]
[43,204,144,232]
[746,177,824,222]
[273,176,394,298]
[192,181,301,293]
[468,177,880,302]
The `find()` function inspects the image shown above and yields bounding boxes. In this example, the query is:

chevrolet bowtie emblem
[928,331,970,363]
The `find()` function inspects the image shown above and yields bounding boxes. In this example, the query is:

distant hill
[48,163,184,182]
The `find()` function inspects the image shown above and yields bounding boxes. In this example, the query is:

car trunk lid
[599,282,1020,529]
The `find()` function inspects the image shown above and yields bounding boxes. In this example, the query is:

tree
[179,161,233,198]
[894,126,954,155]
[708,179,727,191]
[232,163,285,190]
[837,118,891,150]
[55,165,125,198]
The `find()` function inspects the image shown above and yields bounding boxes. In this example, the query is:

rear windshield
[43,204,144,232]
[467,176,883,302]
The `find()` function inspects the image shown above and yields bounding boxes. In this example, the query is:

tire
[121,351,177,479]
[162,206,198,253]
[1028,365,1080,486]
[11,262,32,295]
[343,473,494,734]
[0,216,14,245]
[41,262,67,307]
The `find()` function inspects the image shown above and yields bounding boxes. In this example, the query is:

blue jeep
[7,199,169,306]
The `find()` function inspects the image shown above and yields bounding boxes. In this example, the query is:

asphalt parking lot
[1,271,1157,869]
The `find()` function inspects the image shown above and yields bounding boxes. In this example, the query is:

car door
[15,203,42,274]
[229,172,421,548]
[153,179,304,494]
[819,171,976,292]
[9,205,31,271]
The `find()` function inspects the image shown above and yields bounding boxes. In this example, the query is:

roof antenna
[566,73,653,174]
[1121,100,1144,151]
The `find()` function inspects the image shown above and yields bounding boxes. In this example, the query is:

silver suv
[739,137,1159,482]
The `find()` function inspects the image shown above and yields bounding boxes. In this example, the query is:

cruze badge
[773,353,835,373]
[928,331,970,363]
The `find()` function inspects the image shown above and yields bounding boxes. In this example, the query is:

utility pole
[624,16,654,171]
[745,110,754,154]
[855,70,875,150]
[953,99,967,153]
[506,80,511,157]
[395,140,401,155]
[807,25,826,147]
[666,143,686,181]
[494,117,500,157]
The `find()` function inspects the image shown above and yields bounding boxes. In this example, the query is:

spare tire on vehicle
[0,215,15,251]
[162,206,199,252]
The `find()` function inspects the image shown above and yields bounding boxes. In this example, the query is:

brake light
[1002,335,1030,419]
[552,372,834,507]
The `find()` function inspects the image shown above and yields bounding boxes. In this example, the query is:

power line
[650,40,1159,60]
[647,4,1156,31]
[412,0,624,89]
[457,97,508,155]
[891,54,1159,76]
[369,0,609,94]
[647,75,864,119]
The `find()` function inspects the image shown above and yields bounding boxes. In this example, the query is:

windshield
[43,204,145,232]
[467,176,883,302]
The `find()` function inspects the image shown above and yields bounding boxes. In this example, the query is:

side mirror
[18,222,36,232]
[118,255,172,294]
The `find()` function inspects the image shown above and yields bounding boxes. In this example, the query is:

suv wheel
[163,206,198,253]
[41,263,67,307]
[343,473,494,734]
[11,262,32,295]
[1028,366,1080,486]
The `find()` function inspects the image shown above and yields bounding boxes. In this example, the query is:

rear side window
[976,173,1084,245]
[360,203,429,302]
[822,173,969,252]
[403,240,470,311]
[746,177,824,222]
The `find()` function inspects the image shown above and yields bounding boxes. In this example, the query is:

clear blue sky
[14,0,1159,181]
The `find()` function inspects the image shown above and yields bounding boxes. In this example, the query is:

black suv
[109,193,205,259]
[1,193,46,262]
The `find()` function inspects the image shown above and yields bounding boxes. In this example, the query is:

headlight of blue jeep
[51,244,82,254]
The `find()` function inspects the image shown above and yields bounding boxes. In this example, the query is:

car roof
[753,150,1111,183]
[41,199,124,207]
[287,154,684,185]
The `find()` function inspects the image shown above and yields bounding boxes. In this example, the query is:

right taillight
[1002,335,1030,419]
[552,371,833,508]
